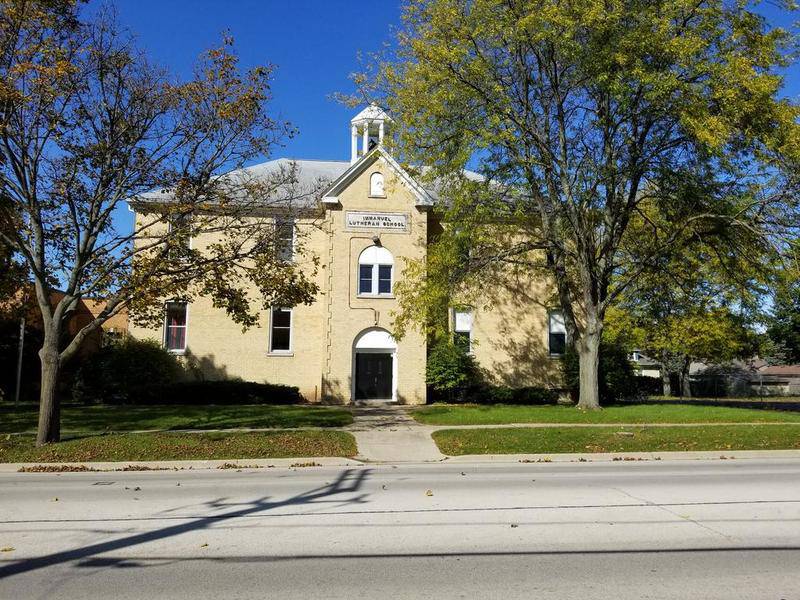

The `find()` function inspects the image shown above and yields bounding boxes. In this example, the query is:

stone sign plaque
[345,211,409,232]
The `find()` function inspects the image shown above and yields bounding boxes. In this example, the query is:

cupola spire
[350,103,391,164]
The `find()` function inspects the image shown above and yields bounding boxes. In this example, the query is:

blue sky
[103,1,797,165]
[106,0,403,162]
[102,1,797,233]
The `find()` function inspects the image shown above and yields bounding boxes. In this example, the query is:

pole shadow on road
[0,468,372,579]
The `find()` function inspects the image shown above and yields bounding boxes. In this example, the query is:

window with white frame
[164,302,187,352]
[275,217,294,262]
[369,172,385,197]
[269,307,292,353]
[358,245,393,296]
[453,308,473,353]
[548,310,567,356]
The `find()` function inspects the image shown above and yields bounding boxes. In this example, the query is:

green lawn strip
[0,404,353,434]
[0,430,357,462]
[413,403,800,426]
[647,396,800,403]
[432,425,800,456]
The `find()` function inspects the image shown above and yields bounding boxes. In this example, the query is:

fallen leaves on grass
[117,465,169,472]
[1,431,357,463]
[18,464,98,473]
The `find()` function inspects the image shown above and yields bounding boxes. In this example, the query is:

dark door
[355,353,393,400]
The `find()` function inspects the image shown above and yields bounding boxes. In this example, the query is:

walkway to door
[347,404,445,463]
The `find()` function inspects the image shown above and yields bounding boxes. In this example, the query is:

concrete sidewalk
[346,404,445,463]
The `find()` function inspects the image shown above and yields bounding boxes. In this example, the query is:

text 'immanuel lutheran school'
[345,211,408,231]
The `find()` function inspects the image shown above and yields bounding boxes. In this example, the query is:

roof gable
[321,146,435,207]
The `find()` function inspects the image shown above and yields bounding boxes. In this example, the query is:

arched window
[369,172,385,197]
[358,245,393,296]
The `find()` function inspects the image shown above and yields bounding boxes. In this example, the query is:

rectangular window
[378,265,392,294]
[167,213,192,259]
[359,264,373,295]
[549,310,567,356]
[275,218,294,262]
[270,307,292,352]
[453,309,473,353]
[164,302,187,352]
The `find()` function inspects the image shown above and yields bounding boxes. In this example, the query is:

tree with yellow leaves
[366,0,800,408]
[0,2,318,444]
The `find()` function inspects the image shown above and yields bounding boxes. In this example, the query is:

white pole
[362,121,370,156]
[378,121,385,145]
[14,317,24,406]
[351,124,358,164]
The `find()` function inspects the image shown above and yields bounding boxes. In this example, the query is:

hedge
[428,383,559,405]
[109,380,305,406]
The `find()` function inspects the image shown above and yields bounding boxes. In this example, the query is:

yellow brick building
[129,106,562,404]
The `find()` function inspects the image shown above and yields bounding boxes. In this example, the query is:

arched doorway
[352,328,397,402]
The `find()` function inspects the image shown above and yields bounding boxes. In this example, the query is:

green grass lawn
[433,425,800,456]
[0,430,357,463]
[413,403,800,426]
[0,403,353,434]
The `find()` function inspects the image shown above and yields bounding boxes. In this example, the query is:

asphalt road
[1,459,799,599]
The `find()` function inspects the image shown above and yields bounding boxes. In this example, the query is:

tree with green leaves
[767,277,800,364]
[364,0,799,408]
[0,2,319,444]
[606,203,771,397]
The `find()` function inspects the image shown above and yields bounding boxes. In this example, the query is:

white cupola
[350,103,391,164]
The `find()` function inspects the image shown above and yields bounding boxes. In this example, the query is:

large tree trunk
[36,337,61,446]
[661,351,672,397]
[576,325,602,410]
[679,357,692,399]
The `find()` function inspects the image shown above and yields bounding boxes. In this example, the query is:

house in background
[0,287,128,401]
[629,350,662,379]
[128,105,564,404]
[3,286,128,357]
[752,364,800,396]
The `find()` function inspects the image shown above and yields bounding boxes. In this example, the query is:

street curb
[443,449,800,463]
[0,457,365,473]
[4,449,800,472]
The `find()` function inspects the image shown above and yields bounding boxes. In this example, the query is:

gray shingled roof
[132,156,485,210]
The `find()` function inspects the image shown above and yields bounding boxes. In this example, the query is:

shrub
[122,380,304,405]
[426,341,480,401]
[562,340,637,404]
[73,337,184,403]
[633,375,663,397]
[469,385,559,405]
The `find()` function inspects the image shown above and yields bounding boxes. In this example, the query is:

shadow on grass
[0,404,354,435]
